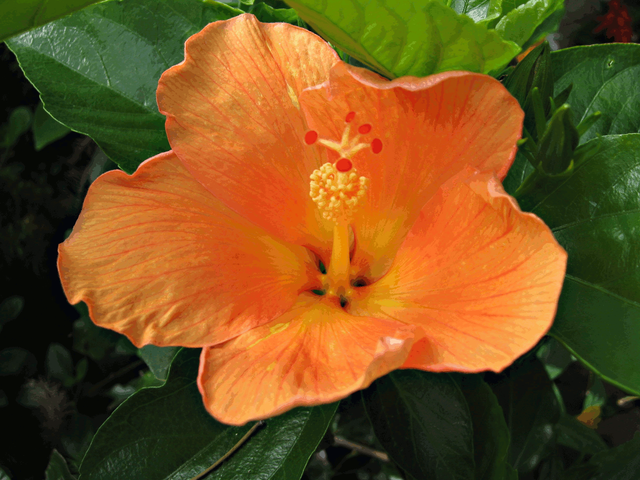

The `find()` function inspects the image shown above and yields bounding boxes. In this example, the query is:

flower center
[306,111,382,299]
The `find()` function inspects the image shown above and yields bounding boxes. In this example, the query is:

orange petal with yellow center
[58,151,319,348]
[349,170,567,373]
[198,294,414,425]
[157,14,339,256]
[300,64,524,279]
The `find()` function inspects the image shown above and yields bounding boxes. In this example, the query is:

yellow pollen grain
[310,163,369,223]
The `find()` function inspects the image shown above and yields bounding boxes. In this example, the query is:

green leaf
[536,337,573,380]
[0,466,11,480]
[137,345,179,381]
[494,0,564,47]
[564,434,640,480]
[556,414,607,456]
[362,369,475,480]
[584,376,606,409]
[0,347,37,377]
[457,375,514,480]
[6,0,244,173]
[503,150,535,196]
[0,106,33,148]
[46,343,75,386]
[450,0,502,24]
[515,134,640,395]
[0,295,24,334]
[489,357,560,474]
[505,44,640,195]
[79,348,337,480]
[75,357,89,384]
[33,102,71,150]
[552,44,640,143]
[62,413,95,463]
[72,311,122,362]
[45,450,76,480]
[250,2,303,24]
[0,0,102,43]
[285,0,520,79]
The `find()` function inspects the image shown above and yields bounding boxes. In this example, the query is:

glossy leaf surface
[7,0,243,173]
[504,44,640,195]
[0,0,101,43]
[552,44,640,143]
[494,0,564,47]
[285,0,520,78]
[79,348,337,480]
[516,135,640,395]
[450,0,502,24]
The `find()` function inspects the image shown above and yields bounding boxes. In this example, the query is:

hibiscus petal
[58,152,320,348]
[300,64,524,279]
[157,14,339,255]
[198,294,414,425]
[349,170,567,373]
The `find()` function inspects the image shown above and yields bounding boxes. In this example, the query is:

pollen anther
[310,162,369,223]
[304,131,318,145]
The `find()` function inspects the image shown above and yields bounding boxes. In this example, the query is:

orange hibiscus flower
[58,14,567,426]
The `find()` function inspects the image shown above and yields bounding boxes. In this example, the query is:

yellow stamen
[309,163,368,223]
[307,114,373,300]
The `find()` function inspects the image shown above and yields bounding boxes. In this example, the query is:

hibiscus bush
[1,0,639,479]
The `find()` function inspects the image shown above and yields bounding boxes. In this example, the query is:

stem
[191,421,265,480]
[327,222,351,295]
[333,436,389,463]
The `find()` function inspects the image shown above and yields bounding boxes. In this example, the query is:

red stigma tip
[304,130,318,145]
[336,158,353,172]
[371,138,383,154]
[358,124,372,134]
[345,111,356,123]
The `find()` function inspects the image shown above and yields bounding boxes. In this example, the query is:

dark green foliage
[79,348,338,480]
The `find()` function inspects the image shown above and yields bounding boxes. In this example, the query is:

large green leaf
[79,348,337,480]
[552,44,640,143]
[363,370,515,480]
[285,0,520,79]
[458,376,515,480]
[363,370,474,480]
[516,135,640,395]
[494,0,564,47]
[0,0,102,43]
[489,357,560,474]
[7,0,243,173]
